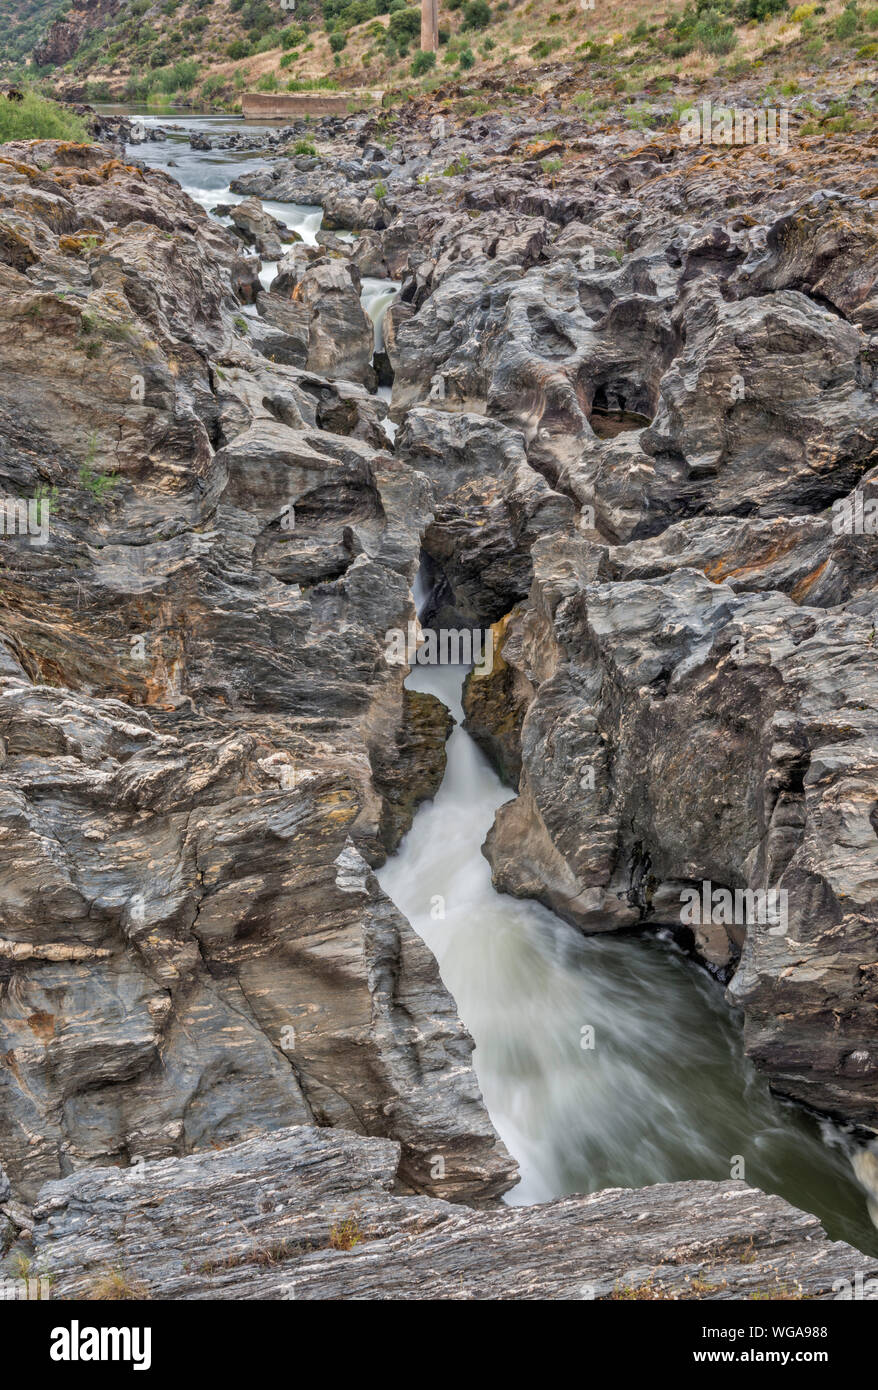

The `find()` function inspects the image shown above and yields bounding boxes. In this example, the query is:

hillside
[0,0,62,64]
[1,0,876,111]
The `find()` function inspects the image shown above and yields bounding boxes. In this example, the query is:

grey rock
[0,140,514,1211]
[297,259,376,388]
[228,198,296,260]
[397,408,575,624]
[32,1125,877,1300]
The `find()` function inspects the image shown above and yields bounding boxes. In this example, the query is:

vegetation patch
[0,91,88,143]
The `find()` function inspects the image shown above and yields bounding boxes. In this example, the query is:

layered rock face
[31,1126,878,1299]
[32,0,121,69]
[232,107,878,1138]
[230,237,376,385]
[420,134,878,1133]
[3,95,878,1293]
[0,141,515,1218]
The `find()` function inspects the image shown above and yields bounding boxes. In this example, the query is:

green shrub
[411,49,437,73]
[330,31,347,50]
[624,103,653,129]
[157,58,200,92]
[254,30,283,52]
[388,7,420,40]
[738,0,787,18]
[256,72,279,90]
[458,44,476,67]
[462,0,492,27]
[226,39,252,59]
[0,92,89,143]
[293,138,318,154]
[835,4,858,37]
[529,36,563,57]
[283,76,340,89]
[339,0,376,23]
[123,71,152,101]
[694,13,739,54]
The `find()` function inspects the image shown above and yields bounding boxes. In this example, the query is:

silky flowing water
[378,662,878,1254]
[117,109,878,1256]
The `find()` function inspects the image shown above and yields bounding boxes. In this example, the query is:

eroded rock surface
[0,141,515,1216]
[3,91,878,1290]
[232,108,878,1137]
[32,1125,877,1300]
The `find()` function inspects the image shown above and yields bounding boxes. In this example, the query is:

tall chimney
[421,0,439,51]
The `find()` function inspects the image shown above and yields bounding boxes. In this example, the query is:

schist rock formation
[0,100,876,1297]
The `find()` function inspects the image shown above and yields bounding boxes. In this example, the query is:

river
[114,108,400,341]
[118,108,878,1257]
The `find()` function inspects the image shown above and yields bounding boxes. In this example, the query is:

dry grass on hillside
[32,0,878,111]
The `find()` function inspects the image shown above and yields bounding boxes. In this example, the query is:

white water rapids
[119,108,877,1255]
[127,111,399,347]
[376,659,876,1250]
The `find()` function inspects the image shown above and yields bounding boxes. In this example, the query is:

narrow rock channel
[4,94,878,1306]
[133,110,878,1259]
[379,627,878,1255]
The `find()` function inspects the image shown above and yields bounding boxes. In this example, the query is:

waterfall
[360,277,400,354]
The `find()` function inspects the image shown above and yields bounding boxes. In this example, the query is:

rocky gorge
[0,88,878,1301]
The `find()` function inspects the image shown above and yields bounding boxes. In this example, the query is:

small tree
[462,0,491,29]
